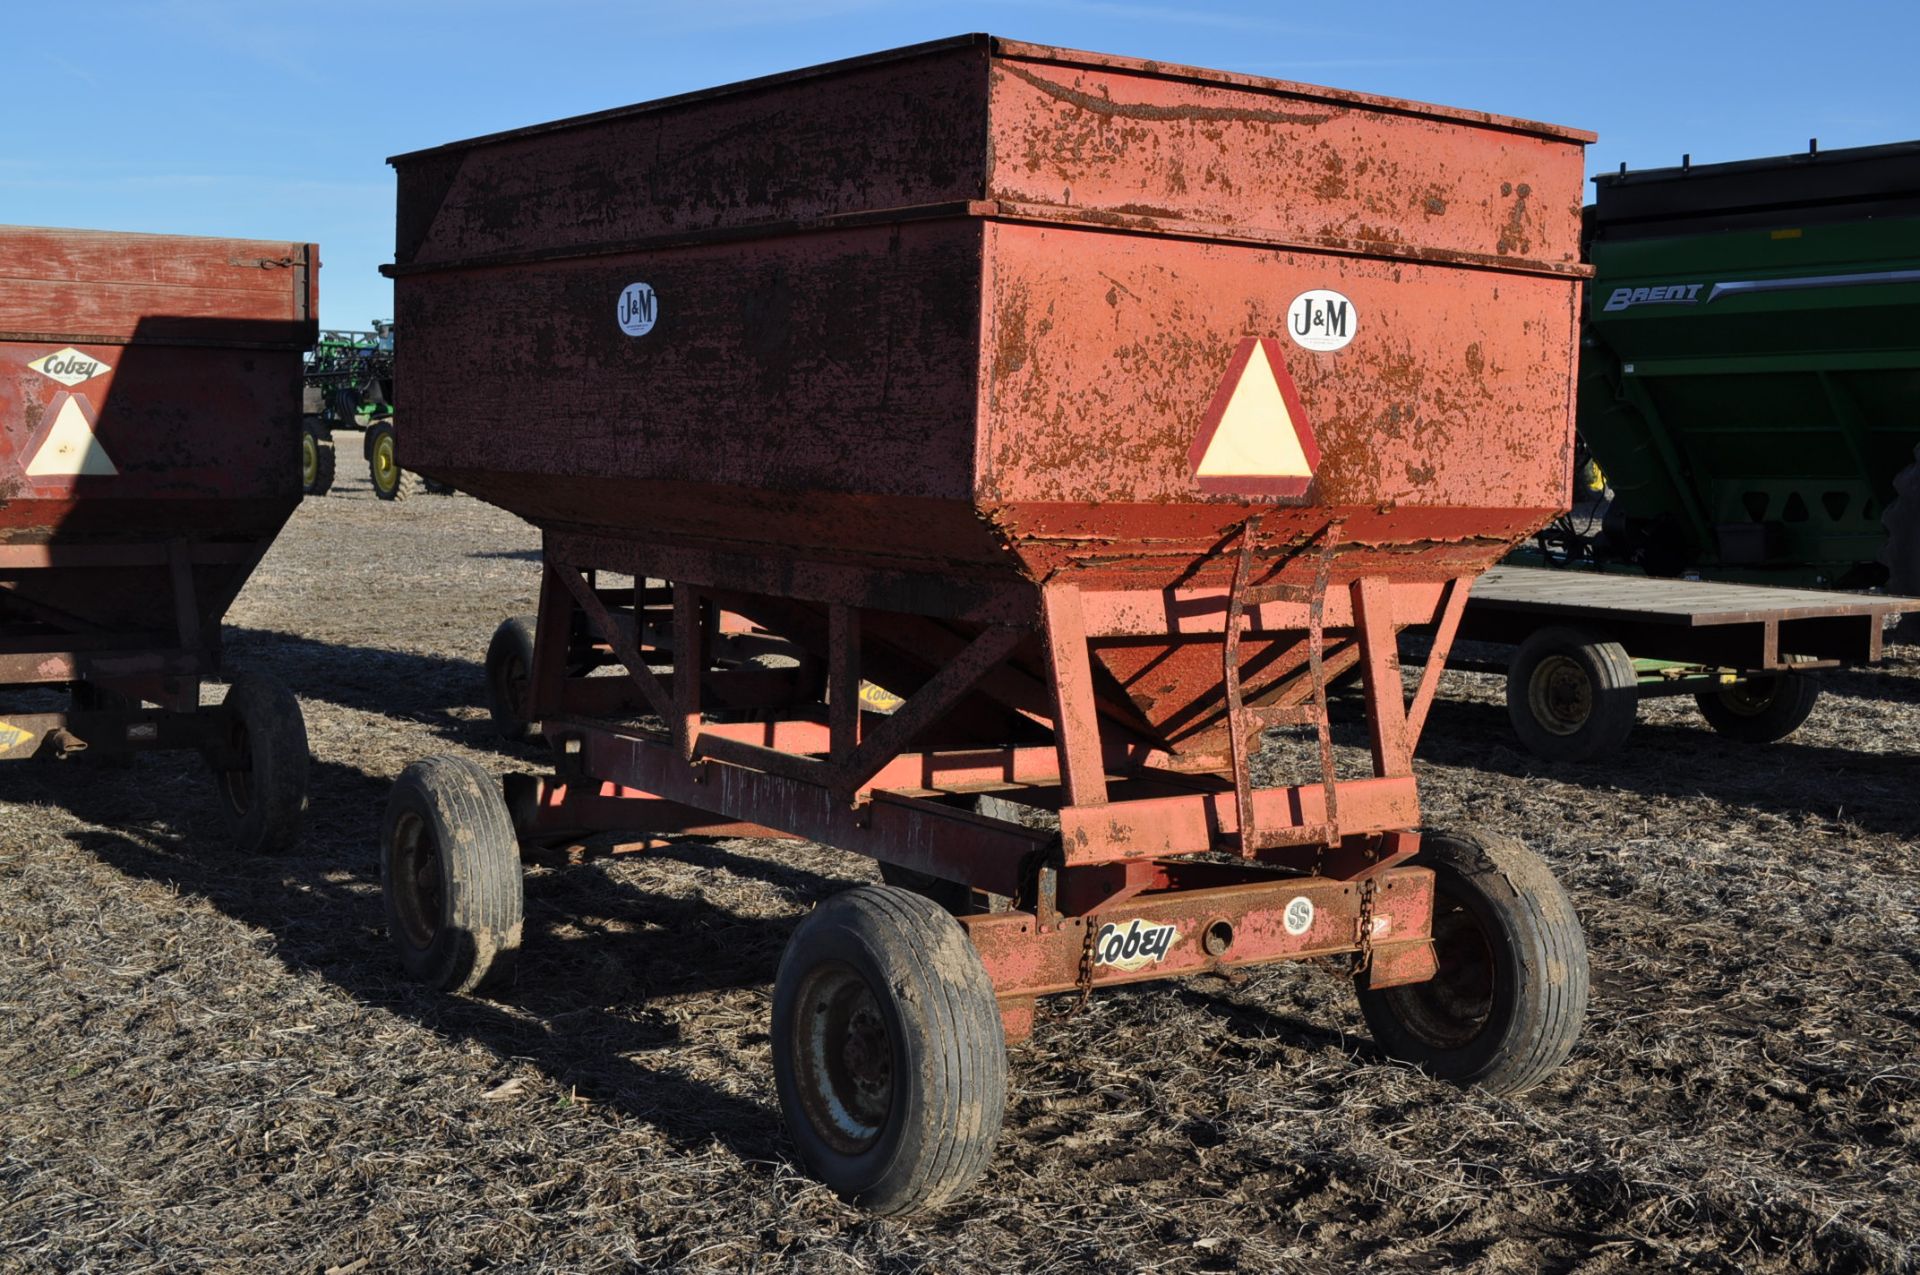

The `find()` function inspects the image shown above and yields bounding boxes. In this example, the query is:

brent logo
[1094,918,1178,971]
[27,347,112,387]
[1602,283,1704,312]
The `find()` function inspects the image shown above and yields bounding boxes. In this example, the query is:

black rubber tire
[771,885,1006,1215]
[1505,626,1638,761]
[366,420,424,501]
[1881,445,1920,642]
[211,674,309,854]
[381,755,524,994]
[485,616,540,743]
[1357,828,1588,1095]
[1695,669,1821,743]
[301,415,335,496]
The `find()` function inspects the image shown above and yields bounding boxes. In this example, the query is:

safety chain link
[1073,919,1098,1012]
[1353,877,1378,978]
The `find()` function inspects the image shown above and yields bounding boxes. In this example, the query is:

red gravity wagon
[380,36,1596,1212]
[0,227,312,852]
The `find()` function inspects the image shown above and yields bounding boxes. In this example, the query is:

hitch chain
[1354,877,1378,978]
[1073,917,1098,1012]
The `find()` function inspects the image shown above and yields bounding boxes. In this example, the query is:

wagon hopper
[0,226,313,852]
[383,35,1595,1211]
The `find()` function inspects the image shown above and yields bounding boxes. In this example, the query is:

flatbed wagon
[382,35,1596,1212]
[1453,565,1910,759]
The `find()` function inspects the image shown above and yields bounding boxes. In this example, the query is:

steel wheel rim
[1527,654,1593,735]
[390,810,443,950]
[301,433,318,486]
[496,650,529,725]
[372,434,398,493]
[1387,882,1496,1050]
[792,961,895,1155]
[1720,679,1779,716]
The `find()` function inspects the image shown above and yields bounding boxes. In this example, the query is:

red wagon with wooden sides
[382,36,1595,1212]
[0,226,313,852]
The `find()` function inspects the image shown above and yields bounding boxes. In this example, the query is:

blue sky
[5,0,1913,330]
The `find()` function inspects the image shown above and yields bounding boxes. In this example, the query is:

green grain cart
[1567,140,1920,594]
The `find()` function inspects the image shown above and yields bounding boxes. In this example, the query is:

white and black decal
[1094,918,1178,971]
[1282,895,1315,937]
[27,347,112,386]
[1286,289,1358,352]
[617,281,658,336]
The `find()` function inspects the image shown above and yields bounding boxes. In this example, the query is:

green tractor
[1538,140,1920,594]
[300,322,443,500]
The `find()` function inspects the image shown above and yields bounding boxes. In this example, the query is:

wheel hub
[1527,654,1593,735]
[390,811,444,950]
[794,963,895,1155]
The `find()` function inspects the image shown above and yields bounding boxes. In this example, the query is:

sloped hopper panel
[386,35,1592,757]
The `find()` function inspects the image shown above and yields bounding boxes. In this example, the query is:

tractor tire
[381,755,524,994]
[771,885,1006,1215]
[1882,445,1920,642]
[366,420,423,501]
[1505,626,1638,761]
[1356,828,1588,1095]
[301,415,335,496]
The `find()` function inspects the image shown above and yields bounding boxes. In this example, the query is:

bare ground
[1,471,1916,1274]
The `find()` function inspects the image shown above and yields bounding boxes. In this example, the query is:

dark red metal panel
[0,226,314,659]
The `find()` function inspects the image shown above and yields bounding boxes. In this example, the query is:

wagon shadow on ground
[0,750,866,1164]
[1414,695,1920,840]
[224,625,512,755]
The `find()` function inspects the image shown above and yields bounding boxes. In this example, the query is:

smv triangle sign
[24,391,118,478]
[1188,336,1319,497]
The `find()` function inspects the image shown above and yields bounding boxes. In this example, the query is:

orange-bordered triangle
[21,390,117,479]
[1188,336,1319,497]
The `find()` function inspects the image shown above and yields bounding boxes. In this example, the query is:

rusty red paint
[960,866,1438,1005]
[389,39,1591,1014]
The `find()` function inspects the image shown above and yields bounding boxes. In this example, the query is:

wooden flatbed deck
[1459,567,1913,669]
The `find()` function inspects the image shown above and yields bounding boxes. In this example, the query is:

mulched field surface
[3,470,1916,1273]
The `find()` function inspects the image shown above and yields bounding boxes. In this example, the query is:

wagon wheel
[1504,625,1637,761]
[485,616,542,743]
[1695,658,1821,743]
[381,754,523,994]
[1356,828,1588,1095]
[366,420,424,501]
[301,414,335,496]
[210,674,310,854]
[772,885,1006,1214]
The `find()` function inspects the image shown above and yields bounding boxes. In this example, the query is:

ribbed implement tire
[1695,665,1821,743]
[1357,828,1588,1095]
[484,616,541,743]
[1505,625,1638,761]
[381,755,524,994]
[212,674,310,854]
[772,885,1006,1215]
